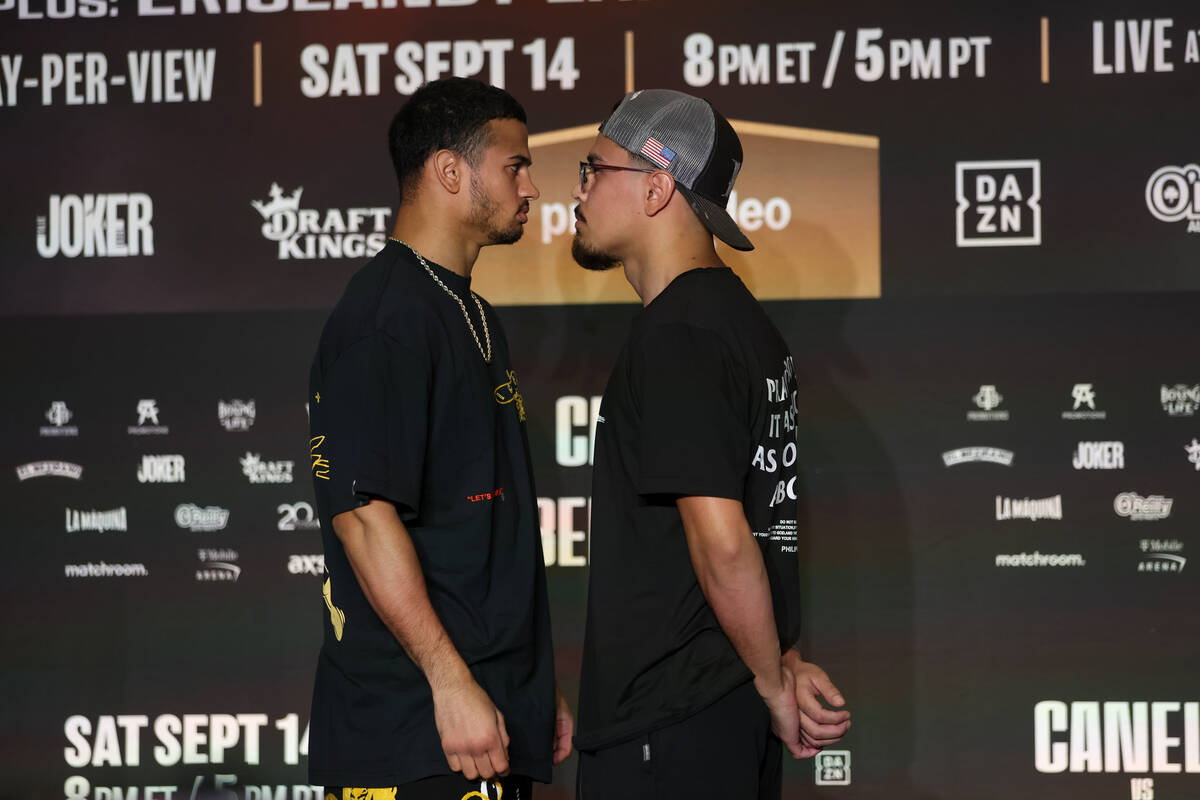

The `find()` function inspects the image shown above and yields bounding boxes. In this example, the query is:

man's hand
[782,650,851,757]
[432,674,510,782]
[754,667,805,759]
[553,687,574,765]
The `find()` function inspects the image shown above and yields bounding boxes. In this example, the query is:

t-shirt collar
[390,239,472,294]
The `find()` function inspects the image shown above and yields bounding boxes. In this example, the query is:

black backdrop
[3,1,1199,798]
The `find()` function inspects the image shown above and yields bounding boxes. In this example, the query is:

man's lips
[517,204,529,223]
[575,207,586,224]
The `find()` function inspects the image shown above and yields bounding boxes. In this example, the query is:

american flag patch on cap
[640,137,676,169]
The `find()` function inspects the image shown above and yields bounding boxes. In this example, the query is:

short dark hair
[388,78,527,205]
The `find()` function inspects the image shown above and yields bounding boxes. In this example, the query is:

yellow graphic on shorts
[494,369,526,422]
[310,435,331,480]
[323,575,345,641]
[461,781,502,800]
[340,790,397,800]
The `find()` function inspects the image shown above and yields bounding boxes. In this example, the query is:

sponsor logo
[814,750,851,787]
[942,447,1014,467]
[251,182,389,260]
[16,461,83,481]
[136,454,185,483]
[996,495,1062,521]
[955,159,1041,247]
[218,399,256,431]
[1145,164,1200,233]
[64,561,149,578]
[174,504,231,532]
[1139,538,1184,575]
[36,193,154,258]
[1034,700,1200,773]
[287,553,326,576]
[1162,384,1200,417]
[127,399,168,435]
[1187,438,1200,471]
[1072,441,1125,470]
[968,384,1009,421]
[278,502,319,531]
[1062,383,1106,420]
[1115,493,1173,521]
[196,548,240,582]
[65,507,128,533]
[995,552,1086,567]
[40,400,79,437]
[241,452,294,484]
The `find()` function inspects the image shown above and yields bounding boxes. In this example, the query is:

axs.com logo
[1146,164,1200,233]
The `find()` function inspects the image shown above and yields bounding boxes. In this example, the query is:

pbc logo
[955,160,1042,247]
[1146,164,1200,233]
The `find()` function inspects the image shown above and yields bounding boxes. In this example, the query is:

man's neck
[623,238,726,306]
[392,215,480,279]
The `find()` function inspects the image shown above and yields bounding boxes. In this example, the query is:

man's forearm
[333,499,470,689]
[678,496,784,691]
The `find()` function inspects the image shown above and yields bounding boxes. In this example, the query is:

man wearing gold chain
[306,78,572,800]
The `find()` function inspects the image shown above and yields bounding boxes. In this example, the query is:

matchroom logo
[955,160,1041,247]
[471,121,880,304]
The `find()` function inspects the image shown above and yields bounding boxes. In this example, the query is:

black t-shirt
[574,266,803,751]
[306,240,554,787]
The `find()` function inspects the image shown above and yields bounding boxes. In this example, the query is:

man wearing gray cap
[570,89,852,797]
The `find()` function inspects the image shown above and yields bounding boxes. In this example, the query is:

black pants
[576,681,782,800]
[325,774,532,800]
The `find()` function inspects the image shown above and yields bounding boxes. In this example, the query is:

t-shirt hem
[637,478,745,502]
[310,754,552,787]
[573,670,753,752]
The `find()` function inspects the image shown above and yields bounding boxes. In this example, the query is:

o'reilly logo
[36,193,154,258]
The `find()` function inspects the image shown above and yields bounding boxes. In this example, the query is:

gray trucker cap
[599,89,753,251]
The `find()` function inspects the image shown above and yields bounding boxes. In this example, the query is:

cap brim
[677,186,754,252]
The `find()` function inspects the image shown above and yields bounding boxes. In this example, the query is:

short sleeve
[310,332,430,521]
[634,323,750,499]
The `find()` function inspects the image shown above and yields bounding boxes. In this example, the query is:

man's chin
[571,235,621,271]
[484,223,524,246]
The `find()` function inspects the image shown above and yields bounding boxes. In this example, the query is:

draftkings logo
[1138,538,1185,573]
[955,159,1042,247]
[1115,493,1173,521]
[251,182,389,260]
[65,507,128,533]
[240,452,294,484]
[1162,384,1200,417]
[967,384,1008,421]
[137,454,185,483]
[40,401,78,437]
[1145,164,1200,233]
[196,548,240,582]
[1062,383,1106,420]
[127,399,169,435]
[814,750,851,786]
[218,399,256,431]
[287,554,325,576]
[175,503,230,532]
[36,193,154,258]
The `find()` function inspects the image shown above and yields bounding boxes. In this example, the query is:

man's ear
[430,149,464,195]
[643,171,677,218]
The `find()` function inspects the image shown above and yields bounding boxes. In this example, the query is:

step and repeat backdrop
[2,0,1199,798]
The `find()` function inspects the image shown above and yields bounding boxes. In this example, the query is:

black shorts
[576,681,782,800]
[325,774,532,800]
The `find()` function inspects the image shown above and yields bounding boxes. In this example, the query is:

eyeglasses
[579,161,658,191]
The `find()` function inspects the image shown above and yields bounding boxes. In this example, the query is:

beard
[571,233,621,271]
[470,174,525,246]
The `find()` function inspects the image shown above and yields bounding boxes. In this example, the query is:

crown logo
[251,183,303,219]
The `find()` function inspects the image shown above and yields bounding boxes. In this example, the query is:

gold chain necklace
[390,237,492,364]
